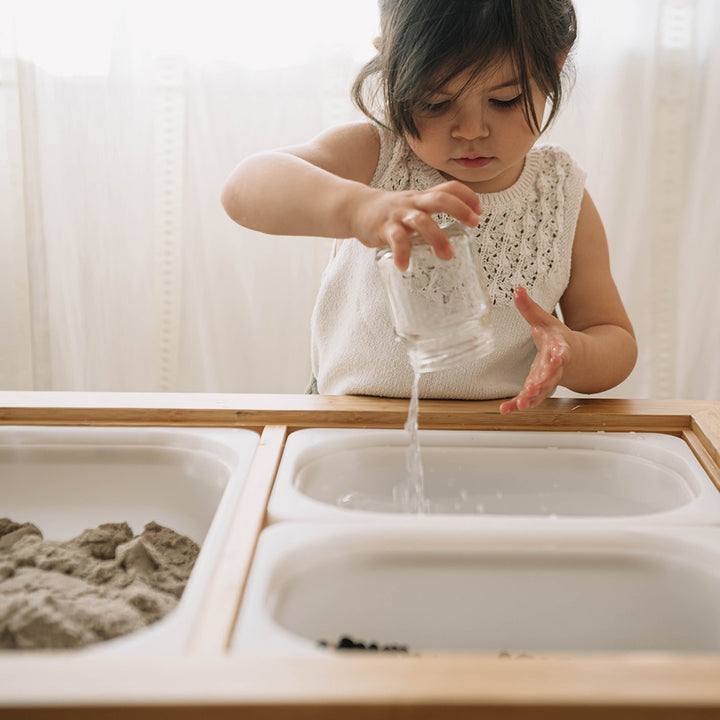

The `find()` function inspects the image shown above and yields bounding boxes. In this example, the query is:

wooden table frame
[2,391,720,719]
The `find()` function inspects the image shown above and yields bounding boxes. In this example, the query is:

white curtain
[544,0,720,401]
[1,0,718,399]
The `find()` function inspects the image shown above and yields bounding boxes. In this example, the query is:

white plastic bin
[268,430,720,526]
[233,523,720,655]
[0,425,259,653]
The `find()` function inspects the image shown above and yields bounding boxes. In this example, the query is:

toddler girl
[221,0,637,414]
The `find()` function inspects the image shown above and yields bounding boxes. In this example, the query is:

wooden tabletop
[1,391,720,719]
[0,390,717,428]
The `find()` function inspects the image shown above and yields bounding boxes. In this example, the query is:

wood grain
[0,391,703,431]
[1,391,720,718]
[187,425,288,653]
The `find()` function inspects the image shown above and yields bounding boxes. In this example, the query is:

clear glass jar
[375,220,494,373]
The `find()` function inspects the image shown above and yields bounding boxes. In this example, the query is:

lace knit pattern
[310,124,586,400]
[374,125,580,306]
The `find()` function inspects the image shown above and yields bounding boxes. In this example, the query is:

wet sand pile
[0,518,199,649]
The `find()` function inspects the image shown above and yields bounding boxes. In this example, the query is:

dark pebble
[322,635,409,653]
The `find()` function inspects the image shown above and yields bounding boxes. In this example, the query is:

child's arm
[221,122,481,269]
[499,190,637,414]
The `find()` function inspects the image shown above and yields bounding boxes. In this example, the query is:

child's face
[406,56,547,194]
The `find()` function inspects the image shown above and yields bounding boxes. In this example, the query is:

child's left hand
[499,287,573,415]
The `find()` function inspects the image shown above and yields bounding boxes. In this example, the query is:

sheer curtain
[1,0,718,398]
[544,0,720,401]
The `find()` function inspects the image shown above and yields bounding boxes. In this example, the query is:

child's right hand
[349,180,482,270]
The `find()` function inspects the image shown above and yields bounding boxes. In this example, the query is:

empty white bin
[233,523,720,655]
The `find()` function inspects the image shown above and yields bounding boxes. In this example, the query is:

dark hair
[352,0,577,138]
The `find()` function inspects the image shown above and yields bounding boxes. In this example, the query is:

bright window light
[3,0,380,75]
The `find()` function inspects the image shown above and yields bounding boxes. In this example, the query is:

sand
[0,518,199,650]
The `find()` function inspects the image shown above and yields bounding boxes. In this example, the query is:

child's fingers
[417,186,481,228]
[383,222,413,270]
[535,334,568,369]
[500,388,542,414]
[530,351,565,396]
[499,398,519,414]
[500,383,551,415]
[499,379,538,415]
[400,210,454,261]
[370,183,482,267]
[501,342,568,415]
[513,287,555,328]
[434,179,483,215]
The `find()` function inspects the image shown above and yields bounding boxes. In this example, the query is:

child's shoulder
[313,121,381,151]
[532,143,579,168]
[529,144,587,187]
[300,122,381,185]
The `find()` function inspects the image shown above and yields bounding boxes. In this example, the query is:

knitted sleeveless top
[310,124,586,399]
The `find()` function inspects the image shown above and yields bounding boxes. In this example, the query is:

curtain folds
[1,0,718,399]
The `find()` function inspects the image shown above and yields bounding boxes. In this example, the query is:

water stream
[398,370,426,513]
[336,371,428,514]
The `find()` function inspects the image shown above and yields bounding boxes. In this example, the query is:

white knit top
[310,124,587,399]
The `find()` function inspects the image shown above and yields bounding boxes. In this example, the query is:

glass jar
[375,220,494,373]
